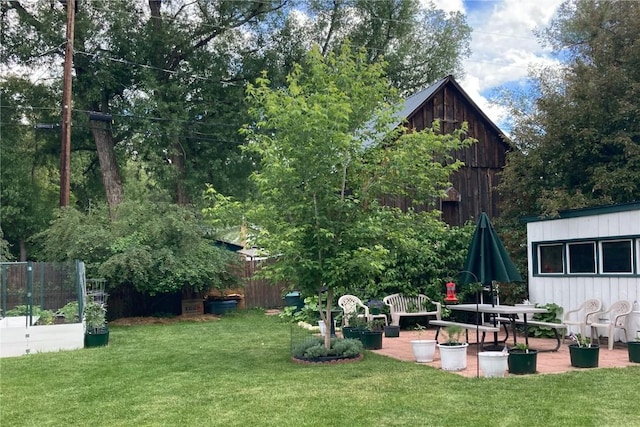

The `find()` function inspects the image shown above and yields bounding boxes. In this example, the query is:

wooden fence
[241,259,287,309]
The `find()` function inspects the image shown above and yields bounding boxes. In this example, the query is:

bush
[292,336,363,359]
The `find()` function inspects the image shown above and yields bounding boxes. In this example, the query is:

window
[568,242,596,273]
[601,240,632,273]
[538,244,564,274]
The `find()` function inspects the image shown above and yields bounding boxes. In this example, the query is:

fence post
[27,261,34,326]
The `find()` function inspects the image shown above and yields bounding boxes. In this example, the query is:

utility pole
[60,0,75,207]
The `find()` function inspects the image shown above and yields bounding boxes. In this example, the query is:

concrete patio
[368,326,638,377]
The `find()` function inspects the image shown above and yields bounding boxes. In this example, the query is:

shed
[381,75,511,226]
[523,202,640,340]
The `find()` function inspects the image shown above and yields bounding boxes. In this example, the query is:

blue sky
[429,0,564,131]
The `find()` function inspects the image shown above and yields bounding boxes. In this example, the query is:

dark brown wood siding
[396,80,508,226]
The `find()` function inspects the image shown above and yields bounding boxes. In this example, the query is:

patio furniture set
[337,294,637,353]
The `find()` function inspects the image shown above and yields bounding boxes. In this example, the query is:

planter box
[181,299,204,316]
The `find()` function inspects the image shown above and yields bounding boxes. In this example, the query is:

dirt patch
[109,314,220,326]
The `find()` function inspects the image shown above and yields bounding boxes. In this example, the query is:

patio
[368,326,636,377]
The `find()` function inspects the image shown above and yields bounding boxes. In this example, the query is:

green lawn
[1,311,638,426]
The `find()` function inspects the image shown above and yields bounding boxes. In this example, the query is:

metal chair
[563,298,602,341]
[590,300,633,350]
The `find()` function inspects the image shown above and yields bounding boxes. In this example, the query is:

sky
[428,0,565,131]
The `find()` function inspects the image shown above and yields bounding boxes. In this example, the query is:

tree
[235,45,472,348]
[0,77,59,260]
[269,0,472,95]
[33,199,238,300]
[498,0,640,221]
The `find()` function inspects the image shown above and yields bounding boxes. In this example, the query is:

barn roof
[364,75,509,148]
[394,75,508,144]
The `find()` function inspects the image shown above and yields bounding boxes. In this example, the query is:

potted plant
[568,332,599,368]
[84,300,109,348]
[367,299,385,315]
[508,343,538,375]
[437,325,468,371]
[410,324,436,363]
[342,314,366,339]
[628,334,640,363]
[359,319,384,350]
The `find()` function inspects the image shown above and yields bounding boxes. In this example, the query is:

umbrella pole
[476,289,480,378]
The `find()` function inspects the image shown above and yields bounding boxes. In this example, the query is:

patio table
[446,303,548,350]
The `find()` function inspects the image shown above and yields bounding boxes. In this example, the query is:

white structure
[524,202,640,341]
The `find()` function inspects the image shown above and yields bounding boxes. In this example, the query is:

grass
[1,311,639,426]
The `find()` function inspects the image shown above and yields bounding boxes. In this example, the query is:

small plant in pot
[359,319,385,350]
[568,332,599,368]
[342,314,367,339]
[84,300,109,348]
[367,299,385,315]
[508,343,538,375]
[437,325,468,371]
[411,324,436,363]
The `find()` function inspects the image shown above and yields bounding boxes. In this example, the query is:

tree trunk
[170,141,189,205]
[19,239,27,262]
[91,122,124,214]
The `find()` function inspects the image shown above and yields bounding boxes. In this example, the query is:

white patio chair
[590,300,633,350]
[338,295,370,326]
[563,298,602,341]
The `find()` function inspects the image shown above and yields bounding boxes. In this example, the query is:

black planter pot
[359,330,383,350]
[384,325,400,338]
[508,349,538,375]
[569,344,599,368]
[628,341,640,363]
[343,326,365,340]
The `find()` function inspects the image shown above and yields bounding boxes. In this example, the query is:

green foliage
[278,296,321,324]
[528,303,564,338]
[57,301,80,323]
[498,0,640,222]
[568,332,593,348]
[5,305,54,325]
[234,44,473,307]
[83,300,107,333]
[441,325,464,345]
[291,336,363,359]
[33,200,239,296]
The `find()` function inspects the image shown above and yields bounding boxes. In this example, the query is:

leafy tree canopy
[206,45,473,323]
[498,0,640,220]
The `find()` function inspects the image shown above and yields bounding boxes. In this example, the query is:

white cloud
[456,0,564,129]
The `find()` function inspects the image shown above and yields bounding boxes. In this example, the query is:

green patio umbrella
[460,212,523,291]
[459,212,523,363]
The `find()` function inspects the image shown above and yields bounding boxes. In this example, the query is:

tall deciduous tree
[499,0,640,221]
[236,45,472,348]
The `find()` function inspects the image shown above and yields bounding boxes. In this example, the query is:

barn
[382,75,511,226]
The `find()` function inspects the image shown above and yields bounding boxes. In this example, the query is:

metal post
[27,262,34,326]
